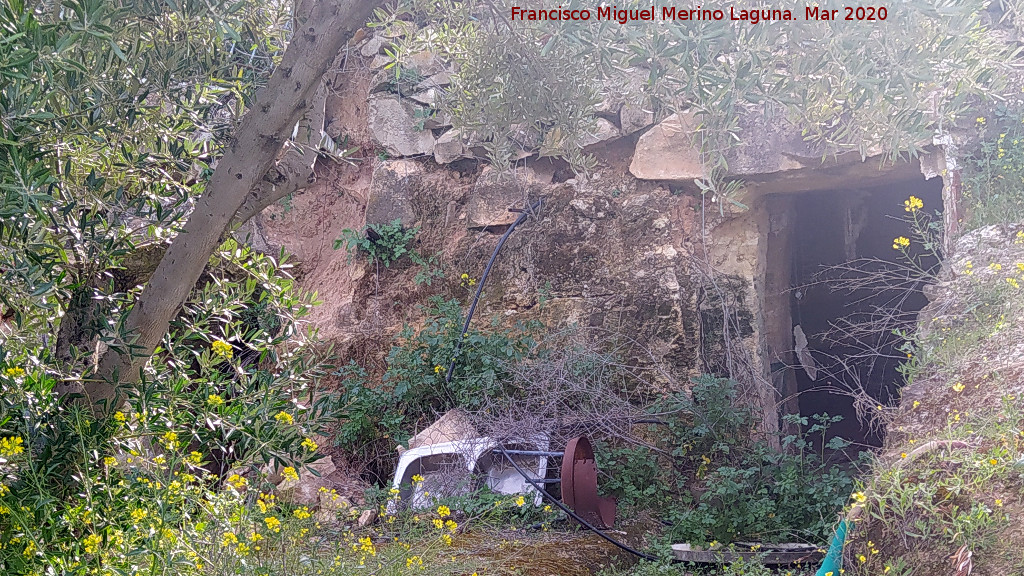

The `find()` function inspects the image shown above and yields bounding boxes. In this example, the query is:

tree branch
[230,82,329,229]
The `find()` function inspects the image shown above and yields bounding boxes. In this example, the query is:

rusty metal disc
[560,435,616,529]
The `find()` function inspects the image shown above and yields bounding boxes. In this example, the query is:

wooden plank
[671,543,824,566]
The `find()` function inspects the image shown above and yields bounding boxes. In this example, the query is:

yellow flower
[989,458,999,465]
[301,437,318,452]
[211,339,233,358]
[207,394,225,407]
[432,518,444,529]
[83,533,102,554]
[103,456,118,467]
[282,467,299,482]
[434,365,444,374]
[441,533,453,546]
[989,262,1003,271]
[274,411,294,425]
[852,491,867,503]
[952,381,965,393]
[187,451,203,465]
[4,367,25,378]
[436,504,451,518]
[293,507,312,519]
[904,195,923,212]
[226,474,248,490]
[996,499,1004,506]
[912,400,921,409]
[892,236,910,250]
[160,431,179,450]
[977,116,986,125]
[113,411,127,423]
[130,508,148,522]
[412,474,425,484]
[445,519,457,533]
[358,536,376,555]
[1007,277,1020,289]
[264,516,282,532]
[858,554,867,563]
[0,436,25,457]
[514,495,526,507]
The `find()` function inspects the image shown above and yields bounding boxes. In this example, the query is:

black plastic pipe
[445,198,544,383]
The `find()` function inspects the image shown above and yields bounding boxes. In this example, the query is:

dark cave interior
[785,176,944,455]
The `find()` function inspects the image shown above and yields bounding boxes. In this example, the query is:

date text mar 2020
[509,6,889,24]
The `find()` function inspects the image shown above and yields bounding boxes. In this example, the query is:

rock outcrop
[277,456,337,507]
[367,96,435,157]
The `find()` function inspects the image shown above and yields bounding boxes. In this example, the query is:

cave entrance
[762,176,943,456]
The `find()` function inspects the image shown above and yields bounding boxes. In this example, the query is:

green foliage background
[377,0,1019,201]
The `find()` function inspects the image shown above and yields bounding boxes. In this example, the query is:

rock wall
[248,29,952,437]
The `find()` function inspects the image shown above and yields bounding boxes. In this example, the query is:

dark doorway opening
[784,177,943,455]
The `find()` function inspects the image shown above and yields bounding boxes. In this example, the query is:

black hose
[496,444,659,561]
[445,198,544,383]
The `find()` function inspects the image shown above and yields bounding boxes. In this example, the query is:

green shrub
[333,296,538,456]
[596,443,670,508]
[664,413,856,545]
[0,244,345,574]
[646,377,857,545]
[334,219,419,268]
[369,482,559,535]
[657,374,757,467]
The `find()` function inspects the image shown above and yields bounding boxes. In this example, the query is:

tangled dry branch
[467,327,677,451]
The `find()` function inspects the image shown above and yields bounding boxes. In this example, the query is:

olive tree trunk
[83,0,384,417]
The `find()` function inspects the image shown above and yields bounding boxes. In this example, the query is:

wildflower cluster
[903,195,923,212]
[0,437,25,457]
[0,435,461,575]
[3,367,25,379]
[211,339,233,359]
